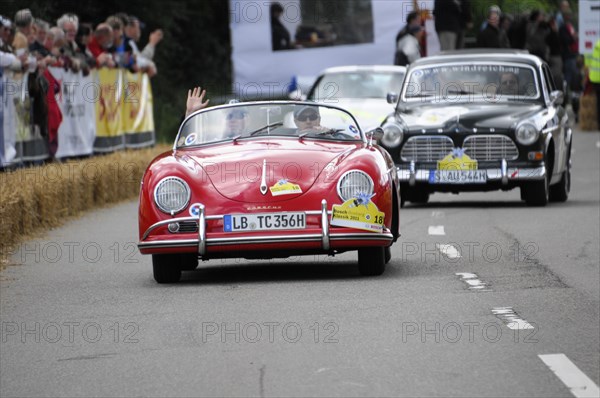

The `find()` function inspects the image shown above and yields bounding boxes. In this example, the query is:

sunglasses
[296,113,319,122]
[501,80,517,86]
[227,112,246,120]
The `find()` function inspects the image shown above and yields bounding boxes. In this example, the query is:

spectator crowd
[0,8,163,166]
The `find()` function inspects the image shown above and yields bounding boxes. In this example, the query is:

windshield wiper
[248,122,284,137]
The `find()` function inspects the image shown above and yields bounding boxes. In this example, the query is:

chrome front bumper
[138,199,393,255]
[398,160,546,186]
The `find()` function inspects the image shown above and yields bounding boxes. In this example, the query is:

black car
[380,50,572,206]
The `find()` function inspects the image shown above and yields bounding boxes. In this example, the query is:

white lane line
[595,141,600,149]
[437,243,461,259]
[492,307,534,330]
[456,272,491,291]
[539,354,600,398]
[428,225,445,235]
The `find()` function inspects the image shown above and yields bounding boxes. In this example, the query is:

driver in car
[293,106,328,133]
[497,72,520,96]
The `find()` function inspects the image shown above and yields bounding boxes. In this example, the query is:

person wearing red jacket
[43,68,62,158]
[86,23,115,68]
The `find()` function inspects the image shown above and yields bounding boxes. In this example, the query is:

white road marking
[492,307,534,330]
[539,354,600,398]
[431,211,445,218]
[596,141,600,149]
[456,272,491,291]
[437,244,461,259]
[428,225,445,235]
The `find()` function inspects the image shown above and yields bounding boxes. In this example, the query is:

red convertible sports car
[138,101,401,283]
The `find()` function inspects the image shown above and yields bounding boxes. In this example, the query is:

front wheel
[549,151,571,202]
[358,247,386,276]
[522,165,550,207]
[409,188,430,204]
[152,254,183,283]
[384,246,392,264]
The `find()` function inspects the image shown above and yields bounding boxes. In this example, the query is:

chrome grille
[400,136,454,162]
[463,135,519,161]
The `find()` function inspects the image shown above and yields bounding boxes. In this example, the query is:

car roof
[317,65,407,75]
[410,50,544,68]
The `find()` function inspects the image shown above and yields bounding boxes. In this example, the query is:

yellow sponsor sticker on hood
[269,179,303,196]
[331,193,385,232]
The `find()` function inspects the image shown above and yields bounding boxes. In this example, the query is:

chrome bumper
[138,199,393,254]
[398,161,546,186]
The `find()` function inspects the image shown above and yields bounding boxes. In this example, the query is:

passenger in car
[223,107,249,138]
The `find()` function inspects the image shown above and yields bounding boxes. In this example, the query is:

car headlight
[381,122,404,147]
[337,170,374,202]
[154,177,191,214]
[516,123,539,145]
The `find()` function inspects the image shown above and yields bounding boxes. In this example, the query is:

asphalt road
[1,129,599,398]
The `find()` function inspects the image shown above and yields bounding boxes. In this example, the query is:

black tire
[549,151,571,202]
[358,247,386,276]
[522,164,550,207]
[410,188,430,204]
[152,254,183,283]
[178,253,199,271]
[384,246,392,264]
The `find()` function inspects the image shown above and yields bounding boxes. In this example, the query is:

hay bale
[580,93,599,131]
[0,144,170,266]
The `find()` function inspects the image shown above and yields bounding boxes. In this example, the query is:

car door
[541,63,567,180]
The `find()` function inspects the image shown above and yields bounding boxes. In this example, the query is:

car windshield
[402,62,540,103]
[177,103,362,147]
[309,71,406,100]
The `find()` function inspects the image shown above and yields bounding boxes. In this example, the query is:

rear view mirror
[366,127,384,145]
[387,92,398,104]
[549,90,563,105]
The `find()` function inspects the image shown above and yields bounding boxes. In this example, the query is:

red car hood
[181,139,357,203]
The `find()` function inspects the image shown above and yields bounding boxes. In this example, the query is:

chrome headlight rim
[381,121,404,148]
[336,170,375,202]
[153,176,191,214]
[515,123,539,146]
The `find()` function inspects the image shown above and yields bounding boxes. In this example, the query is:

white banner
[49,67,96,159]
[579,0,600,54]
[230,0,433,99]
[1,70,18,167]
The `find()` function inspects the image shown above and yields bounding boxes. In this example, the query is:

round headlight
[516,123,539,145]
[381,122,404,147]
[337,170,374,202]
[154,177,191,214]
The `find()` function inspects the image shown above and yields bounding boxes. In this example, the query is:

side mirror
[366,127,384,146]
[550,90,563,105]
[387,92,398,104]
